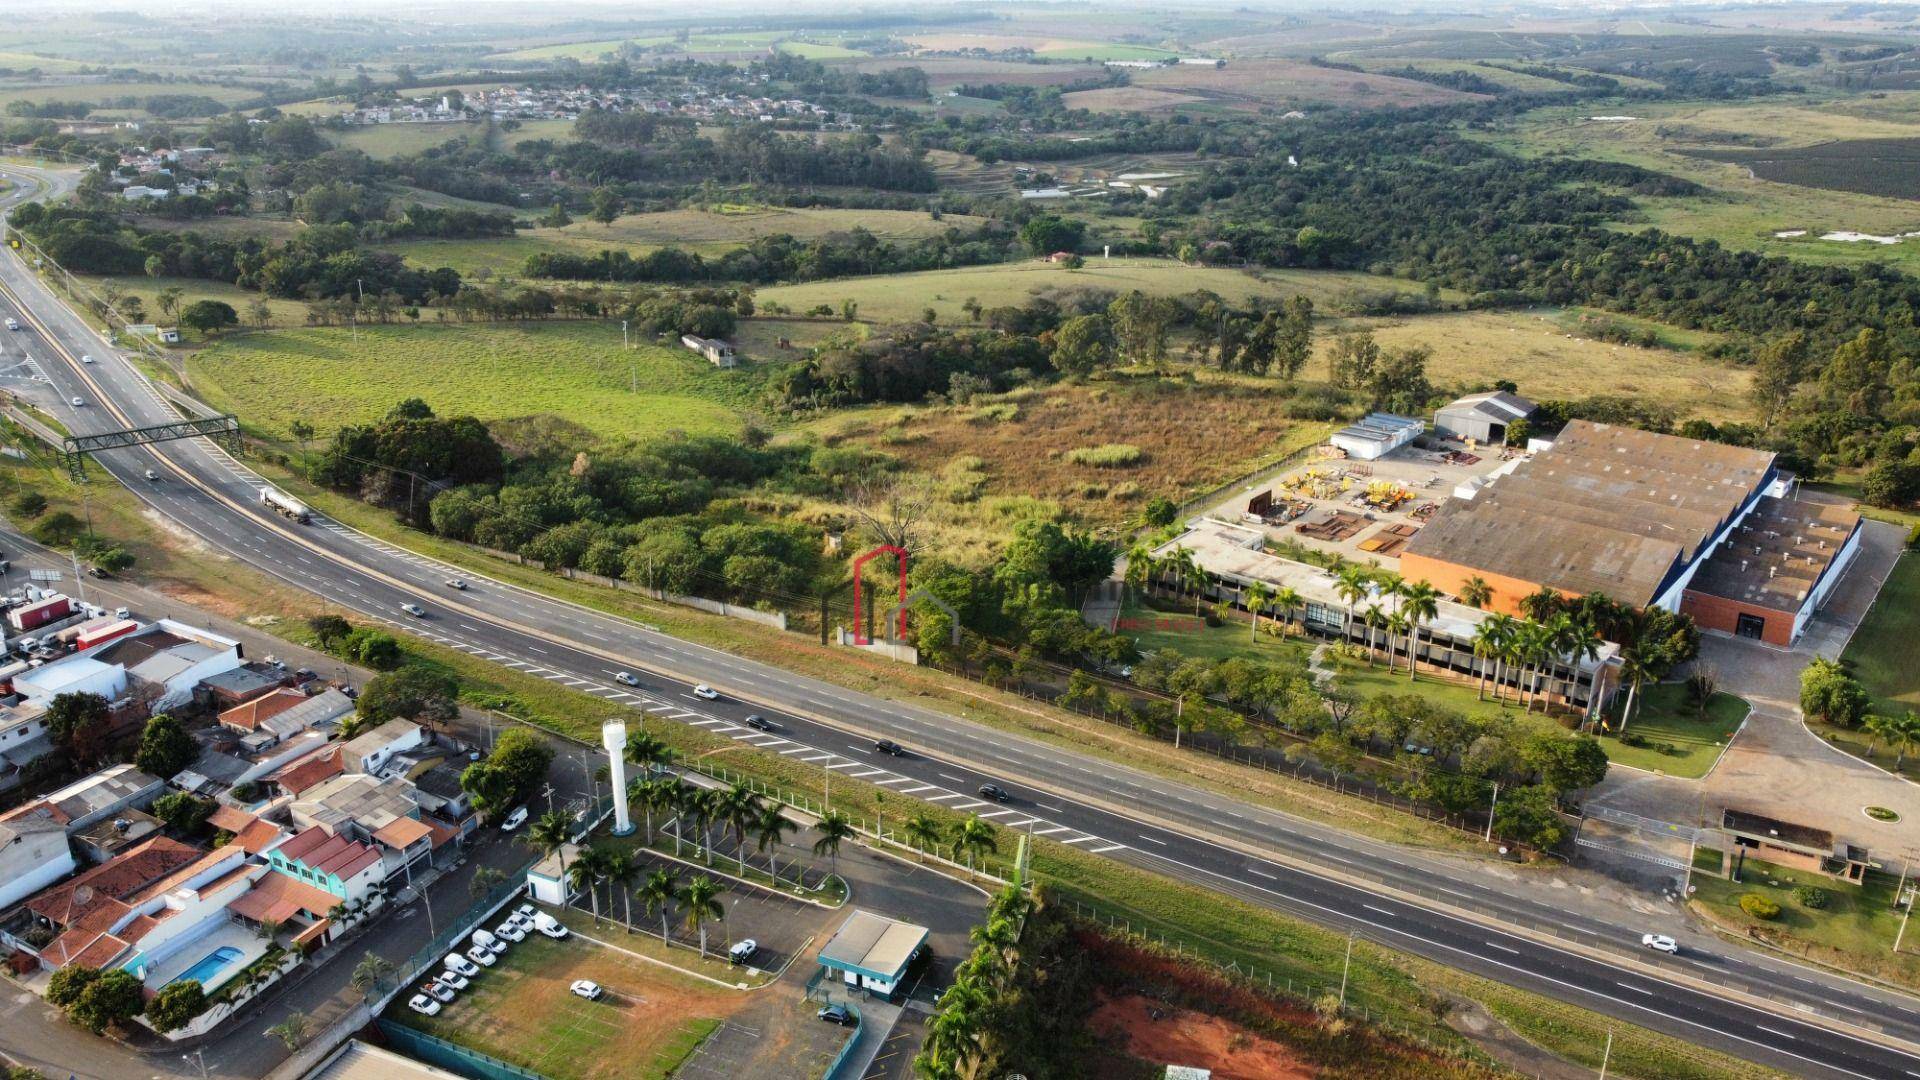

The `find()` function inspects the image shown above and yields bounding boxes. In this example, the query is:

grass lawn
[326,121,481,159]
[758,259,1388,326]
[391,930,736,1080]
[1840,549,1920,721]
[1595,684,1749,778]
[187,321,764,445]
[71,274,310,340]
[1690,854,1920,992]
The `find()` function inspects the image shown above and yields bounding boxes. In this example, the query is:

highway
[4,165,1920,1078]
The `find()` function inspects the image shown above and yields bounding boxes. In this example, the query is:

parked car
[874,739,907,757]
[1641,933,1680,955]
[978,783,1011,803]
[494,921,526,942]
[614,671,641,687]
[438,971,470,991]
[728,939,758,965]
[472,929,506,955]
[692,684,719,700]
[743,715,775,732]
[422,980,456,1004]
[445,954,480,978]
[570,979,604,1001]
[407,994,441,1017]
[400,603,426,618]
[500,806,528,832]
[532,913,569,939]
[817,1004,854,1026]
[515,903,537,922]
[446,578,468,590]
[465,946,497,967]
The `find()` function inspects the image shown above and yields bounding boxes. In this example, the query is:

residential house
[6,836,203,967]
[411,762,478,840]
[72,809,162,864]
[0,764,166,835]
[219,688,354,743]
[264,826,386,903]
[197,664,290,712]
[0,695,50,793]
[0,817,75,911]
[205,805,284,855]
[340,719,422,777]
[680,334,737,368]
[291,772,437,880]
[269,744,345,799]
[171,728,331,800]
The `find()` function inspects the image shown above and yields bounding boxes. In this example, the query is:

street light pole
[1484,780,1499,843]
[1598,1028,1614,1080]
[183,1049,210,1080]
[1338,930,1354,1007]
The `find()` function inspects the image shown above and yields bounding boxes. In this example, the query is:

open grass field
[496,117,576,151]
[0,79,258,113]
[816,378,1333,536]
[834,56,1106,91]
[187,322,762,444]
[1485,97,1920,275]
[1359,59,1577,94]
[1326,308,1754,422]
[1690,853,1920,992]
[376,205,976,278]
[776,41,868,60]
[759,259,1387,325]
[1113,59,1487,112]
[489,31,790,63]
[70,274,308,342]
[1840,550,1920,719]
[1596,684,1749,778]
[391,930,736,1080]
[326,121,481,159]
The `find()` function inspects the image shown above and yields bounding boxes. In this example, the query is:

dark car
[874,739,907,757]
[817,1004,854,1026]
[978,783,1011,803]
[743,715,776,732]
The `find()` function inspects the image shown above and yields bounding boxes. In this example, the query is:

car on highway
[874,739,907,757]
[69,396,83,407]
[407,994,441,1017]
[3,319,17,331]
[500,806,528,832]
[80,354,92,364]
[743,714,775,732]
[1641,933,1680,955]
[978,783,1011,803]
[692,684,719,700]
[817,1004,854,1026]
[400,603,427,618]
[570,979,604,1001]
[143,469,159,481]
[444,953,480,978]
[728,938,758,965]
[446,578,467,590]
[614,671,641,687]
[437,971,470,991]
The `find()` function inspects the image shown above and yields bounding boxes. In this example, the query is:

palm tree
[349,952,394,994]
[1273,585,1303,637]
[1521,622,1556,713]
[568,847,608,924]
[715,783,761,876]
[1334,565,1372,648]
[1459,575,1493,609]
[1123,542,1158,602]
[752,801,796,881]
[602,850,638,931]
[1167,546,1205,614]
[950,814,998,874]
[1360,603,1384,666]
[904,811,944,859]
[1611,609,1655,732]
[639,867,678,943]
[1890,711,1920,769]
[267,1012,310,1052]
[1384,610,1411,673]
[678,874,726,959]
[1470,620,1501,700]
[1863,713,1898,758]
[634,776,679,844]
[1482,613,1520,703]
[813,810,856,877]
[1400,580,1441,679]
[669,784,707,860]
[626,730,674,776]
[526,810,572,883]
[1244,581,1274,643]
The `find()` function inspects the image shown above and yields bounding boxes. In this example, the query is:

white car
[422,980,456,1003]
[614,671,640,687]
[570,979,604,1001]
[495,922,526,942]
[728,939,758,965]
[446,578,467,590]
[1641,933,1679,955]
[692,684,719,700]
[407,994,441,1016]
[445,953,480,978]
[535,920,570,940]
[437,971,470,991]
[69,396,83,407]
[515,903,537,922]
[80,354,93,364]
[500,806,528,832]
[4,318,17,330]
[465,946,497,967]
[401,603,426,618]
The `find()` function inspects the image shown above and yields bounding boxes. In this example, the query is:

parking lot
[675,1002,852,1080]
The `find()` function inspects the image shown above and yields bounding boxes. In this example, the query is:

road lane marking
[1088,843,1125,854]
[1033,826,1070,836]
[1136,834,1168,846]
[1059,835,1099,845]
[1485,942,1520,955]
[938,773,968,783]
[1361,904,1395,917]
[1617,982,1654,996]
[1754,1025,1797,1040]
[1247,868,1277,880]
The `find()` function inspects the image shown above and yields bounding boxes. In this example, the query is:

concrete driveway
[1587,519,1919,870]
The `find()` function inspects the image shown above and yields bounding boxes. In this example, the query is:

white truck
[259,486,311,524]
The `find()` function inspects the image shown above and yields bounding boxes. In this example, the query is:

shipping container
[8,594,71,633]
[75,618,138,650]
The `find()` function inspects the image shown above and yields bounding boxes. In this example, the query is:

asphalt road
[2,165,1918,1079]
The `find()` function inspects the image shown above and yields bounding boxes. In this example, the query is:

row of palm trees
[1468,610,1602,715]
[565,849,733,960]
[898,811,1001,874]
[1863,710,1920,769]
[914,884,1035,1080]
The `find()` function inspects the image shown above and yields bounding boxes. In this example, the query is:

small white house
[680,334,737,368]
[817,908,927,997]
[0,817,76,911]
[340,719,423,777]
[525,842,582,905]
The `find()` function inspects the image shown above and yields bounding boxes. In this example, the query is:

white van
[471,928,505,955]
[445,953,479,978]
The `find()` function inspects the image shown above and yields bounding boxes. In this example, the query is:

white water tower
[601,719,634,836]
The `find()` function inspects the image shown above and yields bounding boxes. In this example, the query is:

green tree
[134,713,198,779]
[1019,214,1084,256]
[145,980,207,1032]
[1107,290,1173,365]
[541,200,573,228]
[752,801,797,880]
[950,814,998,874]
[1459,575,1493,609]
[66,968,144,1034]
[151,791,216,835]
[10,490,47,517]
[525,809,573,883]
[588,186,621,226]
[1274,295,1314,380]
[355,666,458,731]
[1490,784,1566,850]
[1327,329,1380,388]
[1049,313,1114,375]
[1748,330,1810,428]
[46,965,100,1007]
[267,1011,310,1051]
[177,299,239,335]
[44,691,112,765]
[677,874,726,959]
[1800,657,1870,728]
[1862,461,1920,510]
[156,285,184,320]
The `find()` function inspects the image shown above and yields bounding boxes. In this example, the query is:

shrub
[1064,443,1144,468]
[1793,885,1830,910]
[10,491,47,517]
[1739,893,1782,920]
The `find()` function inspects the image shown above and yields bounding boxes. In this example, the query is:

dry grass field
[816,378,1334,536]
[393,932,738,1080]
[834,56,1105,90]
[1075,59,1489,113]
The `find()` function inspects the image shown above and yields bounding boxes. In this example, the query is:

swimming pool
[168,945,244,989]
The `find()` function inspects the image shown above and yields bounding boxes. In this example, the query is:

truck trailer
[8,594,72,633]
[259,486,312,524]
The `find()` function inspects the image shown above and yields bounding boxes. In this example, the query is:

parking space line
[1088,843,1125,853]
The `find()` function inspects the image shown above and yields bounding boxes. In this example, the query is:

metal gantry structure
[62,414,240,480]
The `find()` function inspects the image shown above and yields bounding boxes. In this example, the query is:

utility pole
[182,1050,210,1080]
[542,781,555,814]
[1484,780,1499,843]
[1338,930,1354,1007]
[622,319,629,350]
[1598,1028,1613,1080]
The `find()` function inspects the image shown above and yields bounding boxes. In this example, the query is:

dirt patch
[1133,59,1486,111]
[1091,992,1314,1079]
[1442,995,1593,1080]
